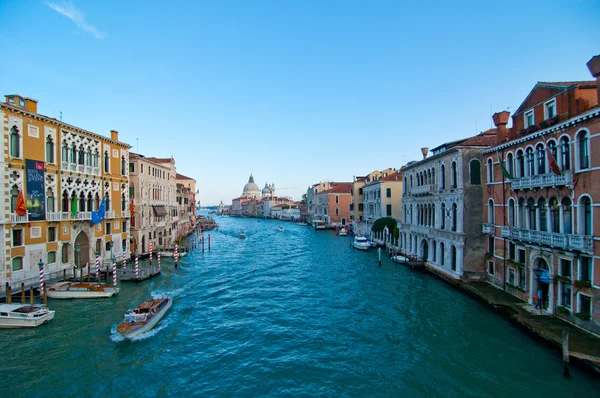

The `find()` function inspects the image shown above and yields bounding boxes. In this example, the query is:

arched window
[487,158,493,183]
[508,198,515,227]
[46,136,55,163]
[562,197,572,234]
[516,149,525,178]
[580,196,592,235]
[10,126,20,158]
[403,177,407,193]
[549,198,559,233]
[548,140,558,169]
[440,164,446,189]
[409,175,413,188]
[62,142,69,163]
[104,151,110,173]
[538,197,547,231]
[536,144,546,174]
[452,203,458,231]
[78,145,85,165]
[488,199,495,224]
[506,153,514,179]
[122,194,126,211]
[470,160,481,185]
[86,149,92,166]
[46,188,55,212]
[432,240,437,262]
[560,136,571,170]
[526,147,535,176]
[121,156,126,175]
[451,162,457,188]
[451,246,457,271]
[93,149,99,168]
[87,193,93,212]
[62,190,69,212]
[71,143,77,164]
[79,192,85,212]
[95,193,100,210]
[440,203,446,229]
[440,242,445,266]
[432,204,436,227]
[577,130,590,169]
[518,198,526,228]
[105,193,111,211]
[527,198,536,230]
[10,185,19,212]
[432,169,436,185]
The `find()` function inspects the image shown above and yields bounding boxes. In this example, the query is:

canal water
[1,214,599,397]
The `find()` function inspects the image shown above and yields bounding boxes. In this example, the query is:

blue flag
[91,198,106,225]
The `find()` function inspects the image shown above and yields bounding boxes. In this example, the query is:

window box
[555,275,572,284]
[485,252,494,259]
[519,126,539,136]
[505,282,526,293]
[574,280,591,288]
[575,312,591,321]
[539,116,559,129]
[556,306,570,315]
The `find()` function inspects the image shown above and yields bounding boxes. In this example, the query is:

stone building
[362,171,403,223]
[176,173,196,238]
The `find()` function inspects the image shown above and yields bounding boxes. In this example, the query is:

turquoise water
[1,214,599,397]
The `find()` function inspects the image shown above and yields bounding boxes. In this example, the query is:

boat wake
[109,318,173,342]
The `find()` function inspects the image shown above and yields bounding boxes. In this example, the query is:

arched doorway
[141,235,146,254]
[130,236,138,254]
[421,239,429,262]
[74,232,90,268]
[532,258,550,311]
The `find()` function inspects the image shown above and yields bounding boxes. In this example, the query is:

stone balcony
[501,226,593,253]
[410,184,437,196]
[482,223,495,235]
[106,210,116,219]
[9,212,28,223]
[511,171,573,190]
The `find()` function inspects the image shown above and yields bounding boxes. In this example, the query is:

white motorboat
[338,228,348,236]
[47,282,119,299]
[392,255,410,264]
[352,236,370,250]
[161,249,187,258]
[312,220,326,230]
[238,231,246,239]
[116,297,172,339]
[278,226,284,232]
[0,304,55,328]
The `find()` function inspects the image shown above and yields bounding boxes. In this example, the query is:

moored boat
[352,236,370,250]
[116,297,172,338]
[391,255,409,264]
[338,228,348,236]
[47,282,119,299]
[0,304,55,328]
[238,231,246,238]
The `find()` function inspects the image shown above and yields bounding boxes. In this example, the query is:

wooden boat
[352,236,370,250]
[116,298,172,338]
[0,304,55,328]
[47,282,119,299]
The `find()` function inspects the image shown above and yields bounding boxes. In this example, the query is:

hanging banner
[26,159,46,221]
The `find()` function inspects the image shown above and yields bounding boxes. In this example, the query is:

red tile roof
[176,173,195,181]
[458,128,498,147]
[145,157,173,164]
[380,172,403,182]
[538,81,596,89]
[319,183,352,194]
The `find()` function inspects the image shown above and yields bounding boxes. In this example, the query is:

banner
[26,159,45,221]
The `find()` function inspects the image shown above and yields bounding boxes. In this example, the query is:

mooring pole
[21,283,25,304]
[202,236,205,253]
[208,234,211,251]
[29,288,34,305]
[5,283,11,304]
[562,327,570,377]
[378,247,382,267]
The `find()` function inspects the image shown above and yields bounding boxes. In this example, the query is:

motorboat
[312,220,326,230]
[47,282,119,299]
[370,240,378,248]
[0,304,55,328]
[278,226,284,232]
[338,228,348,236]
[392,255,410,264]
[238,231,246,239]
[116,297,172,338]
[352,236,370,250]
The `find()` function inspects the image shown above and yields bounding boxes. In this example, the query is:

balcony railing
[74,212,91,220]
[9,212,28,223]
[511,171,573,190]
[123,210,131,218]
[501,226,593,253]
[106,210,116,219]
[410,184,437,196]
[412,225,431,235]
[78,164,85,173]
[482,223,495,235]
[47,212,62,222]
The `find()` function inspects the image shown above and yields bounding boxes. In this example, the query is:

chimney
[23,97,38,113]
[586,54,600,107]
[421,147,429,159]
[110,130,119,141]
[492,111,510,144]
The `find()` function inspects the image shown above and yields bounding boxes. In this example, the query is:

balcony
[511,171,573,191]
[106,210,116,219]
[123,210,131,218]
[482,223,495,235]
[74,212,91,220]
[410,184,437,196]
[9,212,28,223]
[412,225,431,235]
[78,164,85,173]
[501,226,593,253]
[47,212,62,222]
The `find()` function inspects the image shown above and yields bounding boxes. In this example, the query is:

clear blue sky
[1,1,598,205]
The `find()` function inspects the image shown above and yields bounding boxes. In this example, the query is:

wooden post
[562,327,570,377]
[208,234,211,251]
[63,269,67,281]
[43,285,47,305]
[29,289,34,305]
[5,283,11,304]
[202,236,205,253]
[21,283,25,304]
[378,247,382,267]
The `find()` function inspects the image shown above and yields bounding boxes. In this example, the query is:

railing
[78,164,85,173]
[511,171,573,190]
[69,163,77,172]
[85,166,93,174]
[502,226,593,253]
[61,161,69,170]
[9,212,28,223]
[411,225,431,235]
[482,223,495,235]
[123,210,131,218]
[47,212,62,222]
[92,167,100,175]
[74,211,91,220]
[410,184,437,196]
[106,210,115,219]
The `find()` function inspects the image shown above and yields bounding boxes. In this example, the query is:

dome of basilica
[243,174,261,198]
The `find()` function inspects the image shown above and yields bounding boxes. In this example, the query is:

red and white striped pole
[157,248,161,271]
[174,244,179,266]
[135,252,139,279]
[95,253,100,282]
[149,241,153,264]
[38,260,44,294]
[122,249,126,269]
[112,258,117,287]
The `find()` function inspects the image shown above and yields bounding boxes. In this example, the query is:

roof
[319,183,352,194]
[145,157,173,164]
[176,173,195,181]
[538,81,596,89]
[458,128,498,147]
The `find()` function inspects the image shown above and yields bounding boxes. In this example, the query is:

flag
[546,146,562,175]
[497,152,514,180]
[91,198,106,225]
[71,196,78,218]
[15,188,26,216]
[129,198,135,226]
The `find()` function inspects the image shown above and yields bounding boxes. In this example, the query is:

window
[105,242,112,252]
[578,294,592,316]
[86,149,92,166]
[129,163,135,173]
[121,156,126,175]
[106,222,112,234]
[386,188,391,198]
[46,188,55,212]
[123,221,127,232]
[440,243,445,266]
[525,110,534,127]
[358,187,363,195]
[560,259,572,278]
[335,195,339,204]
[487,158,493,183]
[549,198,559,233]
[386,204,392,217]
[506,154,514,180]
[12,257,23,271]
[93,149,99,168]
[335,207,339,216]
[527,198,536,230]
[432,240,437,261]
[488,199,494,224]
[562,197,573,234]
[71,144,76,163]
[122,239,127,252]
[548,140,558,169]
[518,198,526,228]
[488,236,495,254]
[10,126,20,158]
[451,203,458,232]
[78,145,85,165]
[12,229,23,246]
[508,242,515,260]
[538,198,547,232]
[440,165,445,189]
[508,198,515,227]
[104,150,110,173]
[10,185,19,212]
[62,143,69,163]
[526,147,535,176]
[62,243,70,263]
[488,260,494,275]
[516,150,525,178]
[122,194,126,212]
[580,196,592,236]
[536,144,545,174]
[47,251,56,264]
[517,248,526,265]
[545,99,556,119]
[451,246,457,271]
[577,130,590,169]
[141,164,144,173]
[358,203,364,211]
[46,136,55,163]
[560,283,572,309]
[518,267,526,290]
[560,137,571,170]
[508,268,516,285]
[579,256,592,282]
[451,162,457,188]
[48,227,56,242]
[440,203,446,229]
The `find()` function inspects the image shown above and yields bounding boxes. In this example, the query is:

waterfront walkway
[463,282,600,373]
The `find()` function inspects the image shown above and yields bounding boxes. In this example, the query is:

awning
[153,206,168,217]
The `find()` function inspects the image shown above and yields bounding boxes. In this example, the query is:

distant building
[314,183,353,225]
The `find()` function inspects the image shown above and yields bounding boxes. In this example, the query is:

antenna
[60,111,62,122]
[136,138,139,154]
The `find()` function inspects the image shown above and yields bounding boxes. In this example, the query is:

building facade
[1,94,130,290]
[482,58,600,333]
[399,131,496,281]
[176,173,197,239]
[314,183,352,225]
[362,172,403,223]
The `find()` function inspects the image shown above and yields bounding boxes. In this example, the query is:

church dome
[262,183,271,195]
[243,174,260,198]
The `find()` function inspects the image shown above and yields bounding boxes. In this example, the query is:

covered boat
[352,236,370,250]
[391,255,409,264]
[47,282,119,299]
[116,298,172,338]
[0,304,55,328]
[338,228,348,236]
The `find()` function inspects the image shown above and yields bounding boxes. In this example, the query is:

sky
[1,1,599,205]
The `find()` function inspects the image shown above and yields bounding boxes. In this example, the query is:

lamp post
[533,266,544,315]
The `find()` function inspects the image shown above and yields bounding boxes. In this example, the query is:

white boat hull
[353,243,370,250]
[0,305,55,328]
[47,288,119,299]
[120,299,172,339]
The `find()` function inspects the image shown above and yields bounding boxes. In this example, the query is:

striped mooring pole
[95,253,100,282]
[122,249,126,269]
[149,241,153,264]
[112,258,117,287]
[158,248,161,271]
[135,252,139,279]
[38,261,44,298]
[174,244,179,267]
